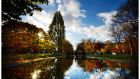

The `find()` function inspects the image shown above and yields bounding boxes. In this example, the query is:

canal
[2,58,138,79]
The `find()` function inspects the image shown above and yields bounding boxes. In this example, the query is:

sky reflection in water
[31,70,41,79]
[64,59,131,79]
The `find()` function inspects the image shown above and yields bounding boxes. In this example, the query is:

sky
[21,0,127,50]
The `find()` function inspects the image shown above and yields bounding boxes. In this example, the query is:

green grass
[3,53,138,61]
[87,54,138,61]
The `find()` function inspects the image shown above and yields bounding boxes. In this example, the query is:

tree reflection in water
[2,58,137,79]
[65,59,137,79]
[2,58,73,79]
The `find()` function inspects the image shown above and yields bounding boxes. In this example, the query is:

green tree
[62,40,74,57]
[76,40,85,58]
[37,29,55,53]
[2,0,49,22]
[48,11,65,53]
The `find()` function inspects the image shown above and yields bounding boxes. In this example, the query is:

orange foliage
[84,59,103,72]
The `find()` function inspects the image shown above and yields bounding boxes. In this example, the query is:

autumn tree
[123,37,138,55]
[94,41,104,54]
[112,0,138,55]
[2,0,49,22]
[84,39,94,53]
[48,11,65,53]
[110,26,123,54]
[2,20,39,53]
[102,41,113,54]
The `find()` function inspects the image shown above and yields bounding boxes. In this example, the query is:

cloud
[55,0,116,49]
[21,10,54,32]
[21,0,117,50]
[48,0,55,5]
[57,0,86,18]
[56,0,62,4]
[97,11,117,25]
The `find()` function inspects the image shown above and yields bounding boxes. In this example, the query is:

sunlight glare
[38,32,42,38]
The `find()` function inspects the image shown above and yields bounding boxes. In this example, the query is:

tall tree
[110,25,123,54]
[48,11,65,53]
[2,0,49,22]
[112,0,138,55]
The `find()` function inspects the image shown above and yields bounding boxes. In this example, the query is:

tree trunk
[128,40,133,56]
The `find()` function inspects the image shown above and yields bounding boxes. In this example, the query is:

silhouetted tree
[2,0,49,22]
[94,41,104,54]
[76,40,85,58]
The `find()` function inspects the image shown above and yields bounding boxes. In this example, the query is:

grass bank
[87,54,138,61]
[2,53,54,65]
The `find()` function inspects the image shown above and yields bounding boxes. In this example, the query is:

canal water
[2,58,138,79]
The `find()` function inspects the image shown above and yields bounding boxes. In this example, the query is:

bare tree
[110,25,124,54]
[121,21,138,55]
[111,0,138,55]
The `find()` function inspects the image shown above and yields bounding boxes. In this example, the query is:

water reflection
[2,58,137,79]
[31,70,41,79]
[64,59,90,79]
[65,59,137,79]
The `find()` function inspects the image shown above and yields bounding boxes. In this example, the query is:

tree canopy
[115,0,138,23]
[76,40,85,53]
[2,20,39,53]
[62,40,74,53]
[2,0,49,22]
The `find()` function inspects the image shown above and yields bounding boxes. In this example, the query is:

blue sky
[79,0,126,26]
[21,0,127,49]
